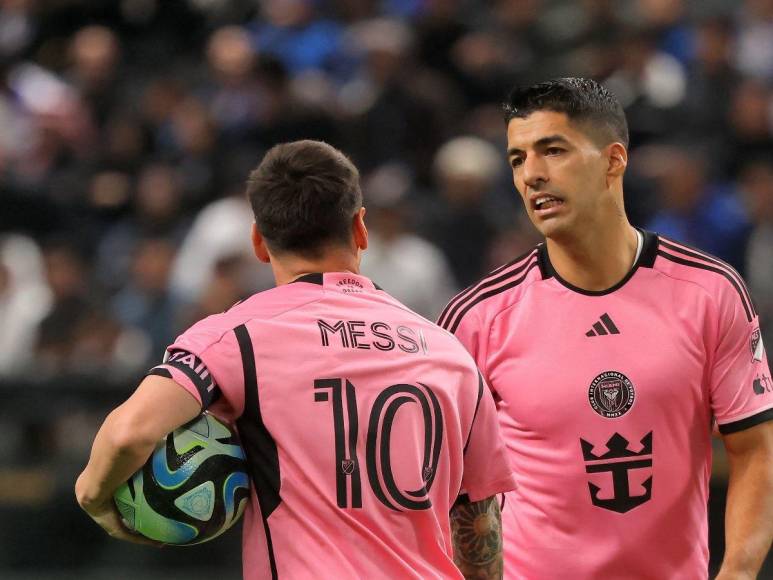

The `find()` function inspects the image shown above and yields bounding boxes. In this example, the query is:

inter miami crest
[751,328,764,362]
[588,371,635,418]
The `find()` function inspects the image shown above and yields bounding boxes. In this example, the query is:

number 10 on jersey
[314,378,444,512]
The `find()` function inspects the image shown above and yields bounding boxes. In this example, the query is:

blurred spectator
[36,240,149,376]
[0,0,34,60]
[424,136,501,287]
[360,163,457,319]
[341,17,449,176]
[67,25,122,127]
[170,188,272,304]
[201,25,262,142]
[33,241,95,373]
[726,79,773,178]
[111,237,180,362]
[247,54,341,150]
[250,0,347,78]
[605,27,687,145]
[644,147,752,272]
[741,160,773,347]
[164,97,220,204]
[96,162,190,291]
[181,253,254,328]
[735,0,773,81]
[680,17,740,155]
[0,234,52,376]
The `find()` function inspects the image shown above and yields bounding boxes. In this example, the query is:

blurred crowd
[1,0,772,381]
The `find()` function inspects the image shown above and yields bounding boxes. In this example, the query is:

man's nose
[523,155,548,190]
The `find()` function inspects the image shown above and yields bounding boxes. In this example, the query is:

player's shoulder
[652,233,756,321]
[176,283,324,351]
[437,244,543,334]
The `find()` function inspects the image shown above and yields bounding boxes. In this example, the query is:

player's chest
[485,292,710,430]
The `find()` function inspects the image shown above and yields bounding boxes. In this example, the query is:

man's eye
[511,158,523,168]
[546,147,564,155]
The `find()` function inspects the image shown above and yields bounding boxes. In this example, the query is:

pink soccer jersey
[438,230,773,579]
[149,271,515,579]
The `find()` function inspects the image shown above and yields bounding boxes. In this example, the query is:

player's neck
[270,250,361,286]
[545,220,639,292]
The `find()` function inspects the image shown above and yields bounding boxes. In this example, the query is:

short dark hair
[504,78,629,148]
[246,140,362,258]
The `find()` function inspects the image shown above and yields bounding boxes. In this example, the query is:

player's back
[156,272,512,579]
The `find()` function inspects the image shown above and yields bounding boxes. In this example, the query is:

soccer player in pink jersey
[438,78,773,579]
[76,140,516,579]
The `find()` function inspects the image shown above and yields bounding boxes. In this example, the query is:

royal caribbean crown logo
[580,432,653,513]
[588,370,635,418]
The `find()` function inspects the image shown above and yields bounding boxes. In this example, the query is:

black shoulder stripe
[659,238,755,316]
[233,324,279,580]
[440,251,538,331]
[447,259,539,334]
[718,408,773,435]
[463,372,486,455]
[657,250,753,322]
[438,250,537,329]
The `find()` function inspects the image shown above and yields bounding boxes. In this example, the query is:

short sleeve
[459,372,517,502]
[710,285,773,434]
[148,322,246,423]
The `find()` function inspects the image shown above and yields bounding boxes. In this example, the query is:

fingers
[87,500,164,547]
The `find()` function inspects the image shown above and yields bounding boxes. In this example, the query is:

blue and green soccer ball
[114,412,250,545]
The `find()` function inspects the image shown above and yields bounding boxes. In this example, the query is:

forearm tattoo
[450,495,503,579]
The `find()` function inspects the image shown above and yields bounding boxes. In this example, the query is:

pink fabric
[152,272,515,579]
[443,234,773,580]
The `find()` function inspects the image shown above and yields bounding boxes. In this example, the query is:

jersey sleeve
[459,371,516,502]
[147,321,246,423]
[710,284,773,434]
[439,303,495,387]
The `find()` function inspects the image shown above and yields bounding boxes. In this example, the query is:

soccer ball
[114,412,250,545]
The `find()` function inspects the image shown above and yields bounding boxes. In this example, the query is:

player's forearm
[450,495,503,579]
[75,408,158,510]
[718,445,773,578]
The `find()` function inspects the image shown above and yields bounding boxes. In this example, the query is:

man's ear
[353,207,368,251]
[607,142,628,180]
[251,223,271,263]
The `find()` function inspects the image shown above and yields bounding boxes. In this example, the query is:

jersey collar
[537,229,659,296]
[291,272,383,291]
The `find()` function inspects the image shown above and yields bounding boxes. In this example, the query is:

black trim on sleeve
[234,324,280,580]
[148,367,173,379]
[151,350,221,408]
[718,408,773,435]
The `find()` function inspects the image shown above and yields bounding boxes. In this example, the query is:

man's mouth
[532,195,564,211]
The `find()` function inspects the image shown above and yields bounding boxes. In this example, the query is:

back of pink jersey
[151,272,515,579]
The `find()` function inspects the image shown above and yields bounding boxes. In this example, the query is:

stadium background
[0,0,771,577]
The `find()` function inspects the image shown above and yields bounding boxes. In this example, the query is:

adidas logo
[586,313,620,337]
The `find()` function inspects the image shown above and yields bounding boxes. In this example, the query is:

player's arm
[716,420,773,580]
[450,494,503,579]
[75,375,201,543]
